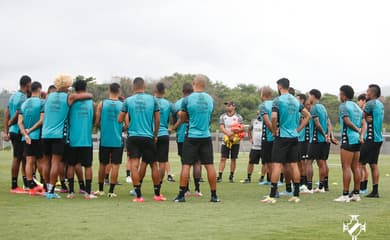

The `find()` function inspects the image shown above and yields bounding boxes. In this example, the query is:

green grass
[1,151,390,240]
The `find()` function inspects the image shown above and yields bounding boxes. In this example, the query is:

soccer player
[4,75,31,193]
[118,77,163,202]
[296,94,311,193]
[359,84,384,198]
[258,86,274,185]
[18,81,45,195]
[41,74,92,199]
[356,93,369,194]
[65,79,95,199]
[217,101,244,183]
[307,89,331,193]
[153,82,172,185]
[171,83,203,196]
[334,85,366,202]
[94,83,124,198]
[242,112,262,183]
[173,75,220,202]
[262,78,310,204]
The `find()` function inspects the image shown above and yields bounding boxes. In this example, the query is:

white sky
[1,0,389,94]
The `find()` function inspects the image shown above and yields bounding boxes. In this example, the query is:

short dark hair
[20,75,32,87]
[296,93,307,103]
[110,83,120,94]
[133,77,144,89]
[31,81,42,92]
[357,93,366,102]
[340,85,354,100]
[368,84,381,98]
[156,82,165,94]
[309,89,322,100]
[276,78,289,89]
[182,82,193,95]
[288,87,295,95]
[48,85,56,92]
[73,79,87,92]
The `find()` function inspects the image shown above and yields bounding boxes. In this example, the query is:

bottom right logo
[343,215,366,240]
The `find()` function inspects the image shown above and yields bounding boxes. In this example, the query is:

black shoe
[199,177,205,183]
[210,196,221,202]
[366,192,379,198]
[242,178,250,184]
[229,177,234,183]
[216,177,222,183]
[173,195,186,202]
[167,175,175,182]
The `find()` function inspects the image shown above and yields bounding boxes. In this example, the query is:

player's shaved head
[192,74,208,90]
[260,86,273,99]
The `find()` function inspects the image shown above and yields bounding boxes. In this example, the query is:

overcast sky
[1,0,389,94]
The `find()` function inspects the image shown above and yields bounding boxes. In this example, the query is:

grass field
[1,151,389,240]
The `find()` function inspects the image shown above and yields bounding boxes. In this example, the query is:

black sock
[40,176,44,184]
[343,191,349,196]
[104,174,109,180]
[260,176,264,181]
[229,172,234,179]
[60,180,67,189]
[360,181,365,190]
[286,183,292,193]
[194,178,200,192]
[319,181,324,189]
[11,177,18,189]
[79,181,85,191]
[28,179,36,189]
[211,190,217,198]
[154,184,161,196]
[364,180,368,190]
[372,184,378,194]
[247,173,252,180]
[270,183,278,197]
[266,173,270,182]
[22,176,28,188]
[279,173,284,183]
[186,182,190,193]
[218,172,222,178]
[109,183,115,193]
[68,178,75,193]
[353,189,360,194]
[43,183,47,192]
[324,176,329,189]
[85,179,92,194]
[303,176,307,185]
[307,181,313,190]
[134,185,142,198]
[126,170,130,177]
[179,186,187,198]
[99,182,104,192]
[293,182,300,197]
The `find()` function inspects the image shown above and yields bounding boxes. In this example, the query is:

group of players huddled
[4,74,384,203]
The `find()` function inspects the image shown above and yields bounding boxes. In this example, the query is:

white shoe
[84,194,98,199]
[194,191,203,197]
[288,196,300,203]
[350,194,361,202]
[93,190,105,196]
[126,176,132,183]
[333,195,350,202]
[314,188,325,193]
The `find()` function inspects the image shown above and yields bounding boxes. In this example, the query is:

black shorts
[298,141,309,160]
[24,140,43,158]
[308,142,330,160]
[126,136,156,164]
[67,146,93,167]
[249,149,262,164]
[341,143,361,152]
[271,137,299,164]
[177,142,183,157]
[42,138,66,156]
[182,137,213,165]
[359,142,382,165]
[156,136,169,163]
[262,141,273,164]
[99,146,124,165]
[221,144,240,159]
[10,133,24,159]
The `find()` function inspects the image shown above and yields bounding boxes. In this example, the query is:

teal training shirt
[272,93,302,138]
[364,99,384,142]
[174,97,188,143]
[42,92,69,139]
[181,92,213,138]
[20,97,45,140]
[100,99,123,147]
[68,99,94,147]
[310,103,329,143]
[156,97,172,137]
[339,100,363,145]
[8,91,27,134]
[259,100,274,142]
[122,93,159,139]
